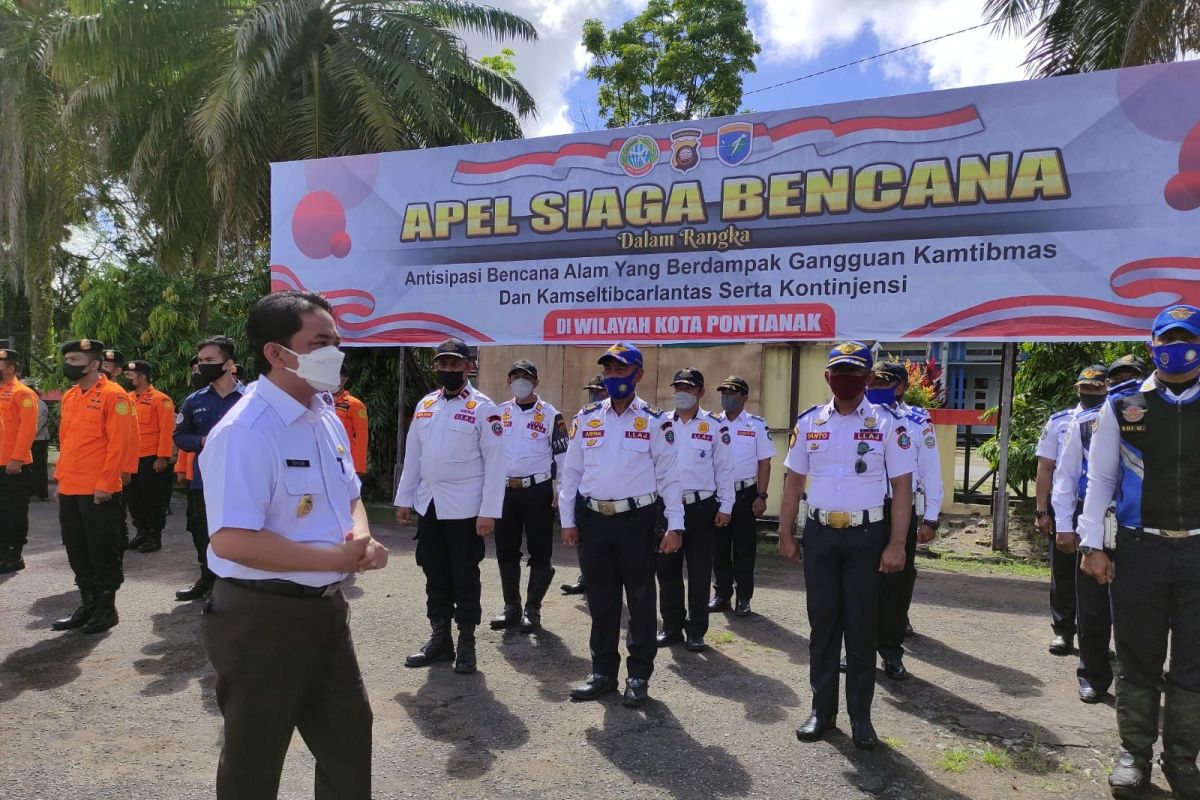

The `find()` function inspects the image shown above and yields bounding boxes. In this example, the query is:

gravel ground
[0,497,1171,799]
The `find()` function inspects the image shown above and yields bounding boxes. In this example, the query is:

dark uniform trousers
[578,497,658,680]
[495,479,554,568]
[1112,529,1200,694]
[877,499,919,663]
[416,501,485,626]
[127,455,172,536]
[657,495,717,637]
[712,484,758,603]
[0,466,33,559]
[187,489,215,582]
[1049,523,1078,636]
[203,580,372,800]
[804,517,888,723]
[31,440,50,499]
[1073,505,1113,693]
[59,492,125,592]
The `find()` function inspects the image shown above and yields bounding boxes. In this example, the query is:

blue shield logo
[717,122,754,167]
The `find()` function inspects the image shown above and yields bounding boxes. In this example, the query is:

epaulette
[1108,379,1141,399]
[879,405,903,420]
[796,404,822,422]
[642,404,664,418]
[1049,408,1074,420]
[580,401,603,414]
[748,413,766,422]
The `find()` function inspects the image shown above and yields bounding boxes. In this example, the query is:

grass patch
[711,631,737,645]
[922,554,1050,579]
[365,502,399,525]
[938,748,972,773]
[881,736,906,750]
[1056,760,1075,774]
[981,745,1011,770]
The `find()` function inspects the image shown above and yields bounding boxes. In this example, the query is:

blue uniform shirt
[174,380,247,491]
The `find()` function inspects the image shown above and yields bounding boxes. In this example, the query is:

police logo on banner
[670,128,702,174]
[717,121,753,166]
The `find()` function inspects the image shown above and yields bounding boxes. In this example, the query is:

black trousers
[1049,530,1078,636]
[713,484,758,602]
[494,480,554,568]
[1112,529,1200,693]
[31,440,49,499]
[203,580,372,800]
[415,502,485,626]
[127,455,172,535]
[0,465,33,559]
[578,497,659,680]
[657,496,717,637]
[877,502,919,663]
[804,517,888,723]
[186,489,214,580]
[1072,505,1112,692]
[59,492,125,593]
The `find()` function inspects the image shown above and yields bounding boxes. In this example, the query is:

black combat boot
[405,619,455,668]
[520,566,556,633]
[81,591,119,634]
[138,531,162,553]
[1162,685,1200,800]
[454,625,477,674]
[489,561,522,629]
[51,590,97,631]
[1109,680,1161,798]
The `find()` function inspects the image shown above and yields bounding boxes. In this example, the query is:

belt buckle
[826,511,851,529]
[1162,529,1188,539]
[506,478,521,489]
[596,501,618,517]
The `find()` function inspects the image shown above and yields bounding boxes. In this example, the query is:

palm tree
[984,0,1200,76]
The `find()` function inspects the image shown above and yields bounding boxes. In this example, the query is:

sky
[460,0,1033,138]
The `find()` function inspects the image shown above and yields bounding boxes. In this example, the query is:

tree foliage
[582,0,760,128]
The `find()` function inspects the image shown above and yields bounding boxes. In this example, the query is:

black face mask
[63,362,89,382]
[190,372,207,390]
[1078,393,1105,409]
[197,363,226,385]
[436,370,466,393]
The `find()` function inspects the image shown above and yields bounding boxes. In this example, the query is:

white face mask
[282,345,345,393]
[510,379,534,400]
[674,391,698,411]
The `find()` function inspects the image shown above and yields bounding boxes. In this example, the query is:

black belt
[222,577,341,598]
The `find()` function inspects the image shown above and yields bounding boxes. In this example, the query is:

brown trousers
[203,579,373,799]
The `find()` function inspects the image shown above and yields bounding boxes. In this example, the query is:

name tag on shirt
[285,459,311,468]
[807,432,829,441]
[625,430,649,440]
[453,412,476,423]
[854,432,884,442]
[737,430,756,437]
[692,433,712,441]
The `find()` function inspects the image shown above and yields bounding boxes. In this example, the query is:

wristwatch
[1077,546,1099,555]
[756,492,768,500]
[1034,509,1050,519]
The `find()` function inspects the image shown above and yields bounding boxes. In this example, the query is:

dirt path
[0,499,1166,799]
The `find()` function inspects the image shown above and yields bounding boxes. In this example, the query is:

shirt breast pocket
[445,422,478,461]
[282,468,325,500]
[582,435,606,465]
[805,439,830,455]
[620,434,650,464]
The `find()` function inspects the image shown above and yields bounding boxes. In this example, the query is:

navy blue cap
[598,342,643,368]
[1108,354,1147,377]
[872,361,908,384]
[1075,364,1108,386]
[1152,305,1200,338]
[827,341,873,370]
[671,368,704,388]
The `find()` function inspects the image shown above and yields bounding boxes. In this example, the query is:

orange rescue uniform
[57,374,138,495]
[334,389,369,474]
[131,385,176,459]
[0,377,38,466]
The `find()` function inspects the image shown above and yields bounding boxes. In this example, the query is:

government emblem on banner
[618,135,660,177]
[670,128,702,173]
[717,122,753,166]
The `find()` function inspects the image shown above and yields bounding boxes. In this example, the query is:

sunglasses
[855,441,870,475]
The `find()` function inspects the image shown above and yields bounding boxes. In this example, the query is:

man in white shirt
[656,368,734,652]
[777,342,915,750]
[395,338,505,674]
[711,375,773,617]
[200,290,388,800]
[490,359,568,633]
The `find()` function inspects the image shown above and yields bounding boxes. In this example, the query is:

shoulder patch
[581,401,602,414]
[643,404,664,418]
[115,401,130,416]
[796,404,822,423]
[357,408,367,419]
[748,413,766,422]
[880,405,902,420]
[1049,408,1073,420]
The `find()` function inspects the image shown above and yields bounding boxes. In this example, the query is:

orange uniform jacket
[57,375,138,495]
[0,377,38,466]
[334,390,369,474]
[131,385,176,459]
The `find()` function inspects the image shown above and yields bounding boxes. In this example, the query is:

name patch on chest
[737,429,756,437]
[582,429,604,439]
[415,411,434,419]
[285,459,311,468]
[527,422,547,434]
[854,432,884,442]
[625,430,650,440]
[692,433,713,442]
[807,431,829,441]
[453,413,476,423]
[1120,425,1147,433]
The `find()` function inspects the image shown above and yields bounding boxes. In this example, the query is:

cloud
[754,0,1029,91]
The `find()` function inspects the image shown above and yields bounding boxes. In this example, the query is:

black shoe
[1163,761,1200,800]
[1049,634,1074,655]
[175,578,213,602]
[839,657,847,674]
[656,628,684,647]
[1108,749,1151,797]
[1078,682,1106,704]
[570,673,618,701]
[904,622,915,639]
[685,634,707,652]
[125,533,147,551]
[137,534,162,553]
[0,558,25,575]
[734,600,752,617]
[796,712,836,742]
[454,626,477,674]
[81,592,119,634]
[519,606,542,634]
[622,678,649,708]
[708,595,731,613]
[883,659,908,681]
[405,620,455,668]
[851,720,879,750]
[51,592,96,631]
[489,604,521,630]
[561,578,587,595]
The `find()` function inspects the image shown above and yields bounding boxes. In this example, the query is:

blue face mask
[1152,341,1200,375]
[866,386,897,406]
[603,374,636,400]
